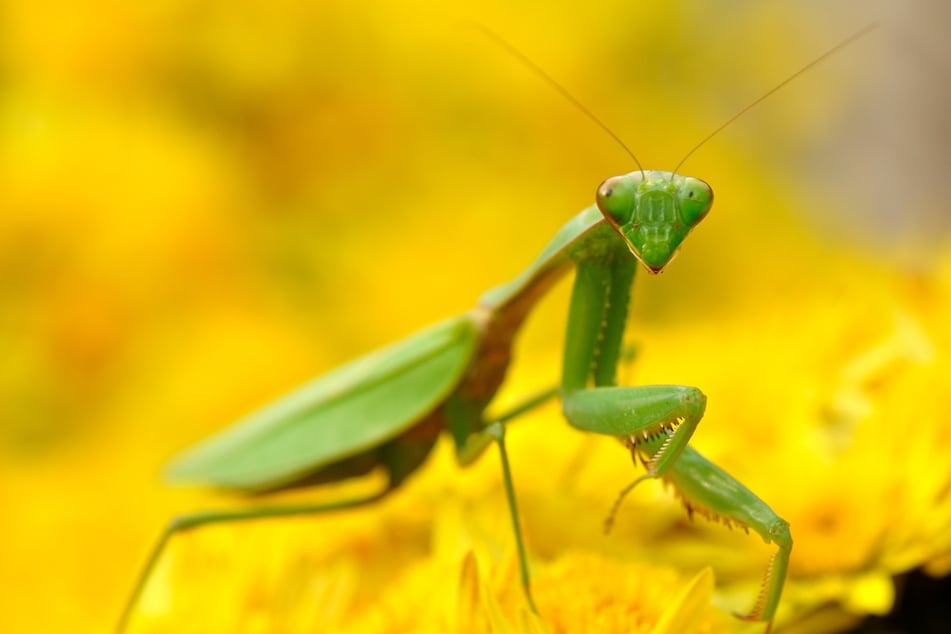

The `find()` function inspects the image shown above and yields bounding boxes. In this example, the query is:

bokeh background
[2,0,950,632]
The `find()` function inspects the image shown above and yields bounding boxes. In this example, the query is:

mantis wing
[165,315,480,492]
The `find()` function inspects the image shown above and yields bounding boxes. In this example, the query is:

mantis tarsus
[117,25,875,633]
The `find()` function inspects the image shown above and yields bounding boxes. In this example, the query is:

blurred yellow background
[2,1,946,632]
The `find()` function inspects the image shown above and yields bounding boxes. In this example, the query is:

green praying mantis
[117,25,875,633]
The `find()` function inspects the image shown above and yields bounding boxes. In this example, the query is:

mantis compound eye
[596,175,637,225]
[678,177,714,227]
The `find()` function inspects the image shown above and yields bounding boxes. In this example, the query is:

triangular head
[596,170,713,273]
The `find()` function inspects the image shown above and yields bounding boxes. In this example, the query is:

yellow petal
[650,567,715,634]
[843,572,894,616]
[482,580,517,634]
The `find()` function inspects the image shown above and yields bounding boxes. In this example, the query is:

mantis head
[596,171,713,273]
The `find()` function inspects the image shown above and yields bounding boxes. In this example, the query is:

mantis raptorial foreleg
[606,439,793,628]
[552,212,793,627]
[563,386,706,475]
[558,257,707,481]
[662,448,792,625]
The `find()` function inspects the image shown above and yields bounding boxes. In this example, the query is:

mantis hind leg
[115,430,440,634]
[114,488,392,633]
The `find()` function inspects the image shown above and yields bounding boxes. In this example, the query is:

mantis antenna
[465,22,646,179]
[670,23,879,178]
[468,22,876,184]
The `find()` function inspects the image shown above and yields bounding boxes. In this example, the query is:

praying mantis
[117,25,875,633]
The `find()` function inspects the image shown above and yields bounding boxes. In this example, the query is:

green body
[118,170,791,632]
